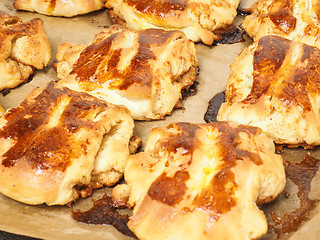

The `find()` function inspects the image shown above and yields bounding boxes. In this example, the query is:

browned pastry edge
[0,70,35,96]
[107,9,126,27]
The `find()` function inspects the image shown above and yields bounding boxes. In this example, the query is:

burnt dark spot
[71,194,136,238]
[181,80,199,99]
[204,91,225,123]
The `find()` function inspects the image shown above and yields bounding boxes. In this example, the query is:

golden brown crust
[125,122,285,240]
[0,105,5,117]
[14,0,107,17]
[105,0,241,45]
[218,35,320,145]
[126,0,187,18]
[0,14,51,91]
[243,0,320,48]
[106,9,127,27]
[0,82,135,205]
[57,25,198,120]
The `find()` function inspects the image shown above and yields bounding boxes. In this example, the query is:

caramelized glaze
[70,28,177,95]
[126,0,187,18]
[160,123,200,155]
[189,123,262,220]
[47,0,57,13]
[148,171,190,206]
[192,168,237,222]
[241,35,320,113]
[215,122,262,166]
[267,0,296,33]
[241,36,289,105]
[0,82,108,171]
[314,1,320,24]
[148,122,263,222]
[146,123,199,206]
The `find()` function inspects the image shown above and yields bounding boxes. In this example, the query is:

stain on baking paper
[204,91,225,123]
[262,154,320,239]
[181,80,199,99]
[71,194,137,238]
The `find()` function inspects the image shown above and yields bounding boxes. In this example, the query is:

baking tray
[1,0,320,239]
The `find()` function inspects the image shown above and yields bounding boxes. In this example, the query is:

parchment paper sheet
[0,0,320,239]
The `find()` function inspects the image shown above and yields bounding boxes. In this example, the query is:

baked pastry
[0,14,51,92]
[13,0,107,17]
[0,82,137,205]
[57,25,198,120]
[105,0,241,45]
[243,0,320,48]
[217,35,320,145]
[0,106,5,117]
[121,122,285,240]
